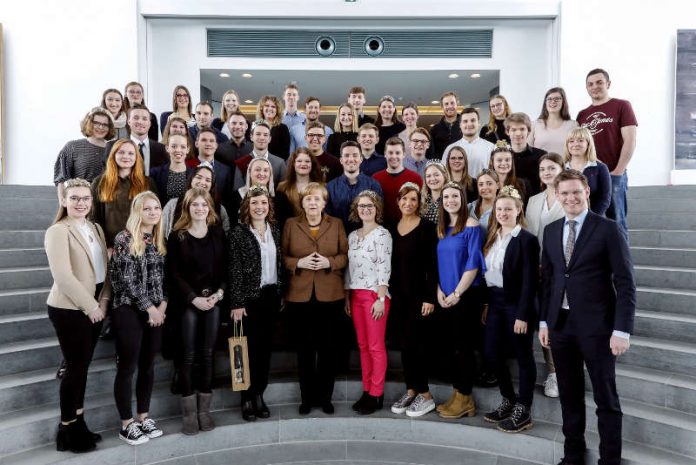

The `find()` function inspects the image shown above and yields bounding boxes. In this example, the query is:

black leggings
[392,293,433,394]
[180,305,220,397]
[48,304,103,422]
[112,305,162,420]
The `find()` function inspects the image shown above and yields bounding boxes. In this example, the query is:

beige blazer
[282,215,348,303]
[45,218,111,314]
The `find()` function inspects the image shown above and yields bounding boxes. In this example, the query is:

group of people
[47,68,637,465]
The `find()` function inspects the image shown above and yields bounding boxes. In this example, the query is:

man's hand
[538,327,550,348]
[610,335,630,356]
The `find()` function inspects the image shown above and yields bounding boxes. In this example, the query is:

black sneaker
[139,418,163,438]
[497,403,533,433]
[119,422,148,445]
[483,398,515,423]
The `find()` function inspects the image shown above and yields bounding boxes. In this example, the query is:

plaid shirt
[110,230,167,312]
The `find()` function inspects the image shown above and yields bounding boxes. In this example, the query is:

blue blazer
[583,162,611,216]
[540,211,635,336]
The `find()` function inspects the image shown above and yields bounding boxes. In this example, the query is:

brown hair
[375,96,400,127]
[484,95,512,136]
[445,146,474,192]
[256,95,284,126]
[334,102,358,133]
[348,190,384,224]
[473,169,500,218]
[162,116,194,160]
[553,169,589,190]
[80,107,115,139]
[171,85,193,115]
[483,189,527,255]
[349,86,366,96]
[239,186,276,226]
[100,88,124,118]
[437,182,469,239]
[220,89,241,123]
[172,188,219,236]
[538,87,571,123]
[277,148,325,216]
[489,143,525,197]
[504,112,532,132]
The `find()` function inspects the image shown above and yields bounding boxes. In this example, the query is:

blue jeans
[607,171,628,241]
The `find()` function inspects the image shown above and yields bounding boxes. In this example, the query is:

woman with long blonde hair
[109,191,167,446]
[327,102,359,157]
[480,95,511,144]
[91,138,156,247]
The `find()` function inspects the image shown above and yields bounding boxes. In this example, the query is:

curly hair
[348,190,384,224]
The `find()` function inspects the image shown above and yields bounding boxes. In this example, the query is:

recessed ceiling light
[448,73,459,79]
[219,72,230,78]
[474,107,480,111]
[244,99,254,104]
[470,73,481,79]
[241,73,253,78]
[431,100,439,104]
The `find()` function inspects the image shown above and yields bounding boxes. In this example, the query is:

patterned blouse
[345,226,392,296]
[110,230,167,312]
[422,194,441,225]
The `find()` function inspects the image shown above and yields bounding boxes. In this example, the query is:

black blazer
[104,139,168,172]
[227,223,283,309]
[540,211,635,336]
[485,228,540,323]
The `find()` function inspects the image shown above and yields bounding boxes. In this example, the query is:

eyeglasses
[357,204,375,210]
[490,103,504,109]
[546,97,563,103]
[176,93,189,98]
[411,139,429,146]
[92,121,109,129]
[68,196,92,204]
[306,133,325,140]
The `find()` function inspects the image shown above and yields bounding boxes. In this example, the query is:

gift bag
[228,320,250,391]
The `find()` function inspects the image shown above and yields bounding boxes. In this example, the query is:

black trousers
[440,285,482,394]
[484,287,536,408]
[48,299,103,422]
[392,293,433,394]
[181,305,220,396]
[240,285,280,401]
[112,304,162,420]
[288,297,342,404]
[550,311,622,465]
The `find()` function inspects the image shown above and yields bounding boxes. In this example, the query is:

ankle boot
[356,394,380,415]
[180,394,199,435]
[439,392,476,419]
[56,422,96,453]
[255,394,270,419]
[75,413,101,443]
[197,392,215,431]
[436,389,458,413]
[352,391,369,411]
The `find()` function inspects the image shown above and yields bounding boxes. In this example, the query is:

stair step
[620,336,696,377]
[636,286,696,316]
[634,309,696,343]
[0,185,56,198]
[0,287,50,316]
[627,197,696,212]
[629,229,696,248]
[634,265,696,291]
[0,231,45,249]
[0,311,54,344]
[628,213,696,230]
[627,185,696,199]
[0,248,47,268]
[631,246,696,268]
[0,266,52,291]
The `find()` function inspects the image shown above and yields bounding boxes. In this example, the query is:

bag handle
[233,319,244,338]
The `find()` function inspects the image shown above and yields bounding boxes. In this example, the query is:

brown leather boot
[436,389,458,413]
[438,392,476,419]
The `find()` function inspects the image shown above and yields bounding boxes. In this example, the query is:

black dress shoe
[557,459,584,465]
[241,400,256,422]
[321,400,334,414]
[255,394,270,418]
[352,391,369,411]
[298,402,312,415]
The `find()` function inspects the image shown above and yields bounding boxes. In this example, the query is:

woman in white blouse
[524,152,565,398]
[344,190,393,415]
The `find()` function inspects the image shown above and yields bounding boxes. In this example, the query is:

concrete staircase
[0,184,694,465]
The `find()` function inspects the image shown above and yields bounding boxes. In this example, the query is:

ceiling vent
[207,29,492,58]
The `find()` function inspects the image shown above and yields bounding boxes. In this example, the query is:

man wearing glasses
[305,121,343,182]
[403,128,431,178]
[442,107,495,178]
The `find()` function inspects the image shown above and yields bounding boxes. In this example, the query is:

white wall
[1,0,138,185]
[558,0,696,185]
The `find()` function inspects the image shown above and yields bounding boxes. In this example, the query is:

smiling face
[495,197,521,229]
[294,152,313,176]
[196,132,218,158]
[442,95,458,118]
[105,92,123,116]
[356,195,377,223]
[477,174,498,201]
[175,88,190,110]
[169,120,187,136]
[460,112,479,138]
[249,160,271,187]
[490,98,505,119]
[284,87,299,110]
[358,129,378,153]
[302,190,326,217]
[339,106,354,130]
[262,99,277,120]
[378,100,396,123]
[545,92,563,114]
[398,189,420,217]
[128,109,151,137]
[195,104,213,129]
[141,197,162,227]
[349,92,366,112]
[191,169,213,192]
[223,92,239,113]
[305,100,321,122]
[492,151,513,177]
[189,196,210,222]
[567,136,589,159]
[556,179,590,218]
[539,159,563,187]
[249,194,270,222]
[506,122,528,147]
[126,84,144,105]
[63,186,92,220]
[228,114,248,139]
[305,128,326,152]
[166,134,188,165]
[114,142,136,170]
[252,125,271,151]
[91,114,110,140]
[425,165,446,191]
[447,148,466,173]
[340,146,362,174]
[410,133,430,158]
[402,107,418,126]
[385,143,405,170]
[586,72,610,102]
[442,187,462,214]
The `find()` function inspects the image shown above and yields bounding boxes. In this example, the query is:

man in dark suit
[193,128,233,207]
[539,169,636,465]
[104,104,168,175]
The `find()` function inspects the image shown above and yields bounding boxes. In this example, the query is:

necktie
[564,220,577,266]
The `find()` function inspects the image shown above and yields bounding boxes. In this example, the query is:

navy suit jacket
[540,211,635,336]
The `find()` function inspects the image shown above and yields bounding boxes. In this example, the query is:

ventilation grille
[207,29,492,58]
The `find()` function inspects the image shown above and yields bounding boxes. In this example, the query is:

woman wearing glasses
[160,85,195,136]
[528,88,577,155]
[124,82,159,141]
[375,96,406,154]
[480,95,512,144]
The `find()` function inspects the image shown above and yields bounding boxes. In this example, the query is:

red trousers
[350,289,390,396]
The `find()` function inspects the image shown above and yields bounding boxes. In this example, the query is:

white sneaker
[543,373,559,398]
[391,392,415,414]
[406,394,436,417]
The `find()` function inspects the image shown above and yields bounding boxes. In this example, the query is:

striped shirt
[54,139,106,185]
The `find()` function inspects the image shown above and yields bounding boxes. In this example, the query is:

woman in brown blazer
[45,178,111,453]
[282,182,348,415]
